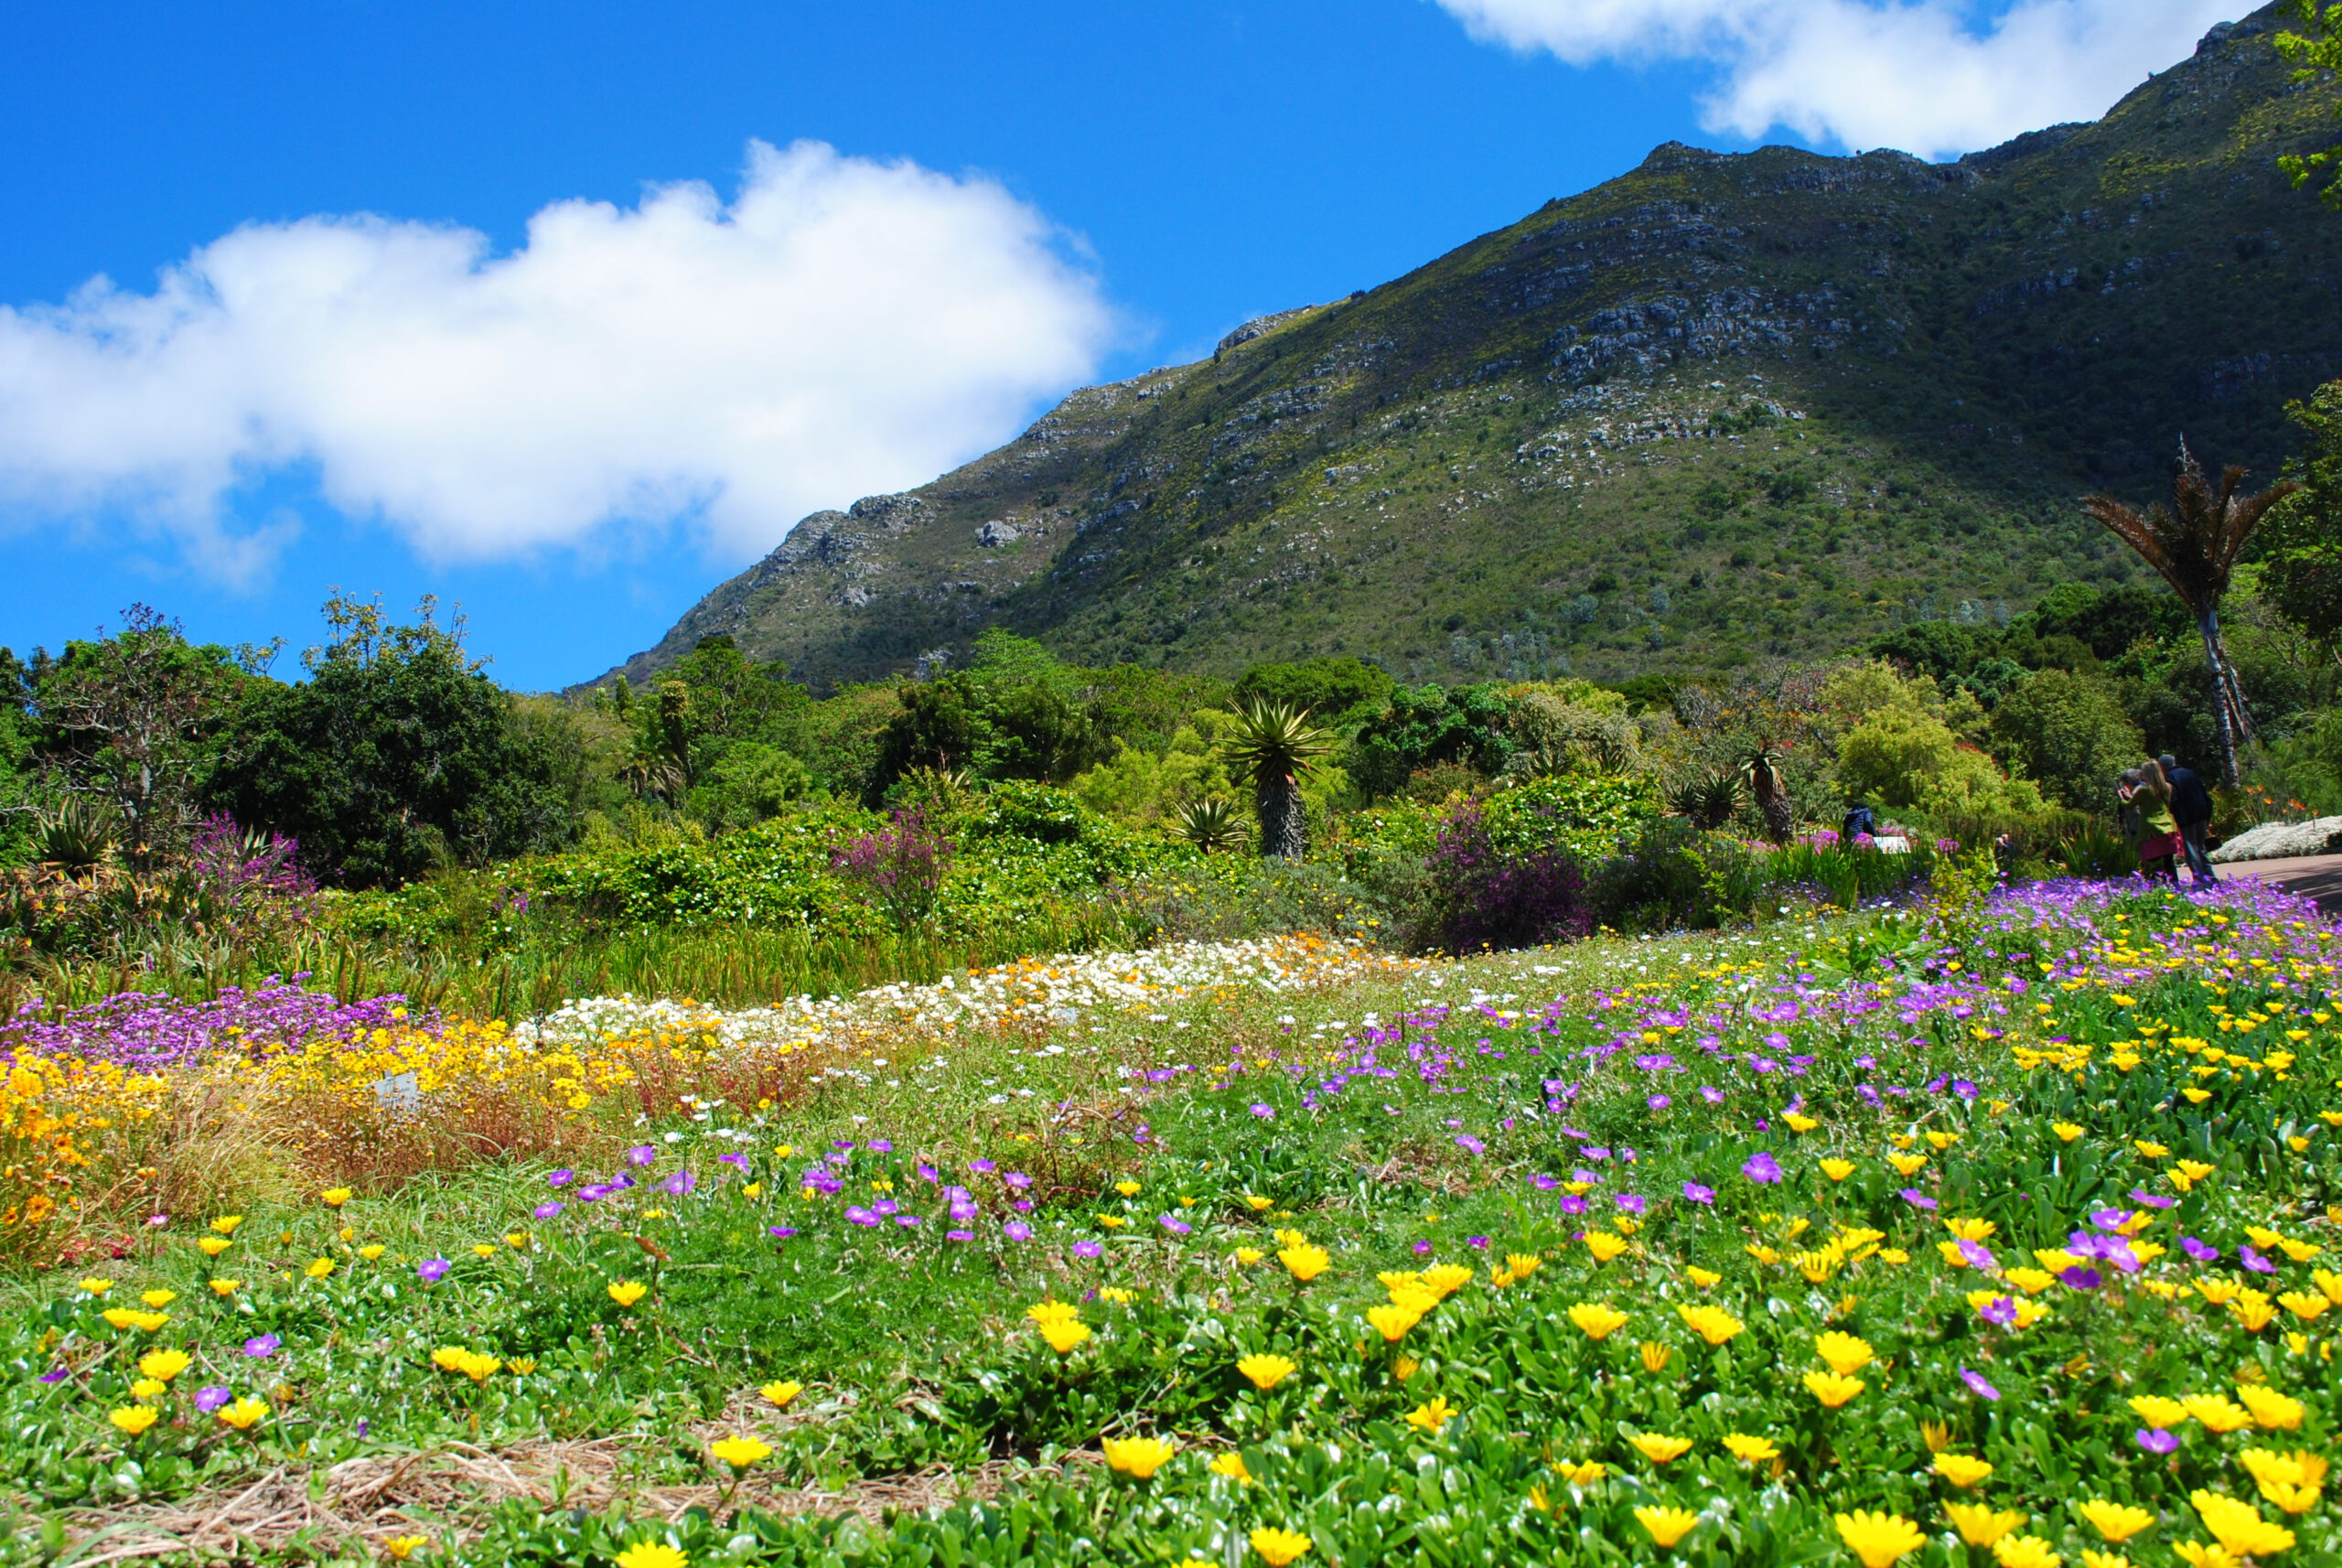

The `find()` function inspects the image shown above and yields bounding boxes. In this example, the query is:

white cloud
[1434,0,2242,158]
[0,140,1118,577]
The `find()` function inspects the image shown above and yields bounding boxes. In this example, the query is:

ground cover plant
[0,869,2338,1566]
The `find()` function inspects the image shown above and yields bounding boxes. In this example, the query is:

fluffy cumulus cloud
[0,140,1117,576]
[1434,0,2243,158]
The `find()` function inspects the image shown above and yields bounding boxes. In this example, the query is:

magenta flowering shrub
[1421,799,1592,954]
[833,809,954,929]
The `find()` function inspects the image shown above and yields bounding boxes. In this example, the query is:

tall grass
[0,899,1160,1020]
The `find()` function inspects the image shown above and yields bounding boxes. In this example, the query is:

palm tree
[1741,744,1794,843]
[2084,444,2298,787]
[1220,697,1336,860]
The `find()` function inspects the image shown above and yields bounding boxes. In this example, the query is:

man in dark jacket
[2160,753,2216,885]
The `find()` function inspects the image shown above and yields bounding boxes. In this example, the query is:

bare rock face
[2210,817,2342,863]
[975,520,1023,547]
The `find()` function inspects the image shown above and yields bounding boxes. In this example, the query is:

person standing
[2160,752,2217,885]
[2132,759,2183,883]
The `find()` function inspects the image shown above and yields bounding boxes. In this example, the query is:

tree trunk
[1257,776,1308,860]
[2197,603,2251,788]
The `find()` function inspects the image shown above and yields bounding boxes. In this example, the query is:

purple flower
[145,1214,169,1228]
[417,1258,451,1284]
[1467,1236,1491,1249]
[2137,1428,2179,1455]
[1073,1240,1105,1259]
[1899,1188,1939,1211]
[1742,1151,1783,1185]
[1455,1134,1486,1156]
[894,1213,920,1228]
[37,1368,66,1384]
[946,1229,974,1242]
[1699,1085,1724,1104]
[2241,1245,2276,1275]
[845,1206,880,1227]
[1979,1295,2018,1326]
[1531,1174,1560,1191]
[1616,1193,1648,1215]
[918,1163,939,1183]
[533,1201,564,1219]
[868,1139,893,1153]
[576,1184,612,1203]
[661,1169,696,1197]
[1682,1181,1716,1205]
[1003,1219,1034,1242]
[2059,1266,2103,1291]
[1958,1240,1997,1271]
[243,1335,281,1358]
[970,1158,996,1175]
[194,1385,232,1413]
[1412,1240,1434,1255]
[1648,1094,1671,1110]
[2182,1236,2220,1262]
[717,1152,750,1169]
[767,1226,798,1239]
[1251,1103,1275,1119]
[547,1169,575,1187]
[2129,1188,2175,1210]
[627,1144,656,1166]
[1159,1213,1192,1235]
[1003,1172,1033,1191]
[1959,1367,2001,1402]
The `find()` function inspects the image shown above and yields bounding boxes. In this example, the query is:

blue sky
[0,0,2239,688]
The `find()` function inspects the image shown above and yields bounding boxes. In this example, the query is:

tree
[2262,382,2342,659]
[39,606,265,868]
[1232,657,1394,730]
[2278,1,2342,209]
[209,595,569,886]
[1220,697,1335,860]
[1990,671,2145,811]
[2083,446,2296,786]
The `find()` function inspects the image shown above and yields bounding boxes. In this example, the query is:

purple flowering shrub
[833,809,954,929]
[1420,799,1592,954]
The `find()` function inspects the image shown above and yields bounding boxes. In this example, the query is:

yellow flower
[2128,1394,2188,1429]
[77,1277,112,1295]
[2237,1384,2304,1430]
[1992,1535,2061,1568]
[209,1278,242,1296]
[1567,1302,1629,1340]
[1404,1396,1456,1435]
[2182,1394,2253,1434]
[1934,1454,1994,1487]
[509,1358,536,1376]
[384,1538,428,1561]
[1677,1304,1743,1345]
[140,1290,176,1309]
[2134,1140,2171,1158]
[2077,1501,2156,1544]
[1209,1452,1252,1483]
[2053,1122,2084,1143]
[1939,1507,2033,1553]
[1685,1265,1721,1288]
[1392,1355,1419,1380]
[1040,1320,1090,1354]
[1113,1179,1141,1197]
[471,1244,497,1259]
[1635,1505,1702,1549]
[1821,1158,1855,1181]
[199,1237,232,1257]
[306,1258,335,1280]
[708,1435,772,1469]
[137,1348,190,1383]
[131,1379,166,1401]
[1629,1433,1692,1464]
[1813,1330,1874,1375]
[1639,1341,1672,1372]
[613,1547,689,1568]
[607,1281,649,1308]
[321,1187,352,1208]
[1723,1433,1779,1463]
[1785,1112,1819,1133]
[211,1216,242,1234]
[758,1380,803,1408]
[1888,1153,1928,1176]
[2079,1553,2132,1568]
[103,1308,169,1332]
[1101,1435,1176,1477]
[1421,1262,1472,1297]
[2191,1489,2296,1557]
[2171,1546,2238,1568]
[1237,1353,1296,1390]
[1278,1244,1330,1283]
[109,1406,159,1437]
[1583,1230,1628,1262]
[1234,1247,1265,1266]
[1803,1369,1864,1407]
[217,1396,268,1431]
[1249,1527,1312,1567]
[1244,1194,1273,1210]
[1367,1304,1423,1342]
[1835,1509,1926,1568]
[359,1245,385,1262]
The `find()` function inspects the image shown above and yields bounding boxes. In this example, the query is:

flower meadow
[6,875,2342,1565]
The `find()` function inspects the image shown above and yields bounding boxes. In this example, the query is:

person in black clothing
[2159,753,2217,885]
[1842,801,1876,843]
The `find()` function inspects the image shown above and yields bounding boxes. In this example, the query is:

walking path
[2214,853,2342,915]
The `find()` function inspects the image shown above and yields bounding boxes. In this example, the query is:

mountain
[596,6,2342,695]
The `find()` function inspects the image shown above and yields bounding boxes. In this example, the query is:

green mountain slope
[597,6,2342,694]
